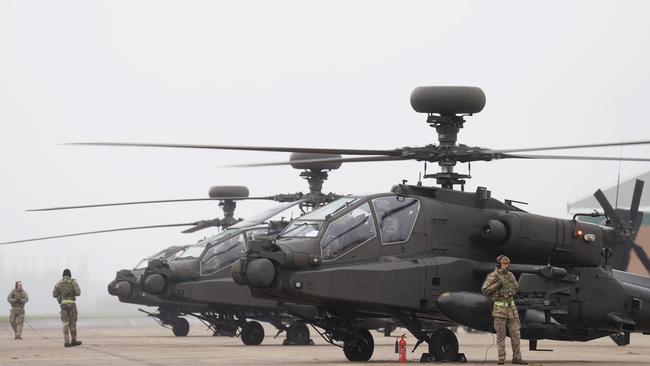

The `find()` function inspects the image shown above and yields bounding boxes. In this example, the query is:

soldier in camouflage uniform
[7,281,28,340]
[52,269,82,347]
[481,255,527,365]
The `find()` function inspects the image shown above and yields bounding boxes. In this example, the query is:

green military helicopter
[73,87,650,361]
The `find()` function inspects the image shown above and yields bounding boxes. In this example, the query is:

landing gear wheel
[286,321,310,345]
[241,321,265,345]
[172,318,190,337]
[343,328,374,361]
[428,328,459,361]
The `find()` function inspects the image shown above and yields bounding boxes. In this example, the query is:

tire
[286,321,310,345]
[428,328,459,361]
[241,321,265,345]
[343,328,374,361]
[172,318,190,337]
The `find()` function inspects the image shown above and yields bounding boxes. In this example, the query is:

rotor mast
[424,114,471,189]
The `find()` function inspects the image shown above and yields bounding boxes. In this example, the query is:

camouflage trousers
[60,303,78,344]
[10,308,25,338]
[494,306,522,362]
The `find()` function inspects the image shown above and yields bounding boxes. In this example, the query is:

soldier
[7,281,28,340]
[481,255,527,365]
[52,269,82,347]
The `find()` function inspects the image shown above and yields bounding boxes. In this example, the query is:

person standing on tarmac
[481,255,527,365]
[7,281,28,340]
[52,269,82,347]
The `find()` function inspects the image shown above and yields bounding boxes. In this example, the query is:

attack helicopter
[111,158,343,345]
[108,154,395,344]
[74,86,650,362]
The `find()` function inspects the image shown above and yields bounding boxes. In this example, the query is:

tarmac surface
[1,318,650,365]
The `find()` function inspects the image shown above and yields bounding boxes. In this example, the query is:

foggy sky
[2,0,650,315]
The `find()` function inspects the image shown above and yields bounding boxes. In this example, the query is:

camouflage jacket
[7,289,29,308]
[481,268,518,303]
[52,276,81,304]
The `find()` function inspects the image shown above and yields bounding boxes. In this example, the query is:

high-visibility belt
[61,299,76,304]
[494,300,515,307]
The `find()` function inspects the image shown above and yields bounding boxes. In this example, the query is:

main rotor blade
[594,189,624,228]
[491,140,650,154]
[631,241,650,275]
[498,154,650,162]
[630,180,645,224]
[226,155,410,167]
[27,197,274,212]
[0,223,196,245]
[67,142,401,156]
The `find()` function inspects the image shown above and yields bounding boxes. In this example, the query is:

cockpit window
[320,202,376,260]
[246,228,271,241]
[134,247,183,269]
[200,234,246,275]
[174,231,232,260]
[280,197,359,238]
[372,196,420,244]
[280,220,322,238]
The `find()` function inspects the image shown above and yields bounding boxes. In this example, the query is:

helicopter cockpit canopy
[173,230,232,260]
[134,245,187,269]
[280,197,360,238]
[279,194,421,260]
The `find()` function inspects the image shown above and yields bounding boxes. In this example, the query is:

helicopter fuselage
[233,183,650,344]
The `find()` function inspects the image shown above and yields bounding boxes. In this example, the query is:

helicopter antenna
[614,139,623,209]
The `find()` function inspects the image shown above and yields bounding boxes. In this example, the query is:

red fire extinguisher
[398,334,407,363]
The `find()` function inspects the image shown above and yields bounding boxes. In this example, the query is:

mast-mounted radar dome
[410,86,486,115]
[208,186,250,199]
[290,153,342,171]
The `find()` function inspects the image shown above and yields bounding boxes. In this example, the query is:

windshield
[134,246,185,269]
[280,197,359,238]
[372,196,420,244]
[321,202,376,260]
[200,233,246,275]
[174,230,233,260]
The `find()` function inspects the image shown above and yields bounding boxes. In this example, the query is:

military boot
[71,340,82,346]
[512,360,528,365]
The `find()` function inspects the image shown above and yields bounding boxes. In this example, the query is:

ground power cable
[25,319,52,341]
